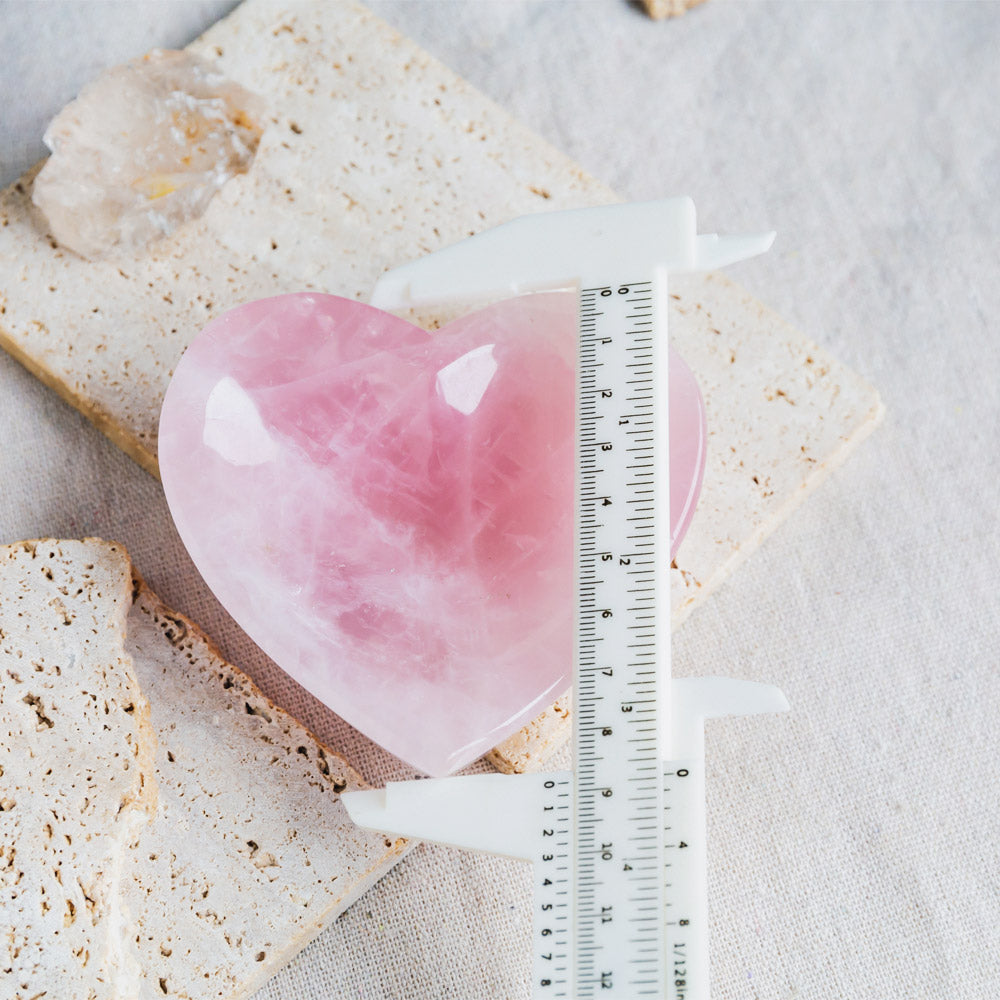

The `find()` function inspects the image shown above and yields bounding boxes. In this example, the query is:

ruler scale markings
[574,275,666,999]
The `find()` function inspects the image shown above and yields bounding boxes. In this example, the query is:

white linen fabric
[1,1,997,997]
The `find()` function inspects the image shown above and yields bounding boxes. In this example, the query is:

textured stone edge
[1,537,409,996]
[486,695,572,775]
[127,568,411,998]
[0,323,160,479]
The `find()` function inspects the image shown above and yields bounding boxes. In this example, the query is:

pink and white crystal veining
[32,49,266,260]
[159,291,707,775]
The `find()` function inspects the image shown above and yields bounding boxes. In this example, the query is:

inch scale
[345,199,789,1000]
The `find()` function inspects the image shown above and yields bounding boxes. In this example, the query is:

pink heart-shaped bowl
[160,291,705,775]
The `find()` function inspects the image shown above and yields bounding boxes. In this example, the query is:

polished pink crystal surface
[669,348,706,555]
[159,292,706,775]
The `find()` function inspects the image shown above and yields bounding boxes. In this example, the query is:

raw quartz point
[159,291,707,776]
[32,49,266,260]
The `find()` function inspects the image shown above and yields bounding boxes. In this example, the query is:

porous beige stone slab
[124,574,408,1000]
[0,539,157,1000]
[0,537,407,999]
[0,1,882,774]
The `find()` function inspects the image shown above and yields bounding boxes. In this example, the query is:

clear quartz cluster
[32,49,266,260]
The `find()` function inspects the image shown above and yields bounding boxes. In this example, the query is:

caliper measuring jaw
[345,198,789,1000]
[369,198,773,309]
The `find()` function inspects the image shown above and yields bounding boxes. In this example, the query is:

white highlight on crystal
[203,376,278,466]
[435,343,498,415]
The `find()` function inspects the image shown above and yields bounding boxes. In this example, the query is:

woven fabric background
[1,1,998,997]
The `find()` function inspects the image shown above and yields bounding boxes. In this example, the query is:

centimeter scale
[344,199,789,999]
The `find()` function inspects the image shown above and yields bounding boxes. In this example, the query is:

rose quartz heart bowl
[159,291,704,775]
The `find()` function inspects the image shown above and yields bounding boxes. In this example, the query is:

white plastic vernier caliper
[343,198,789,1000]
